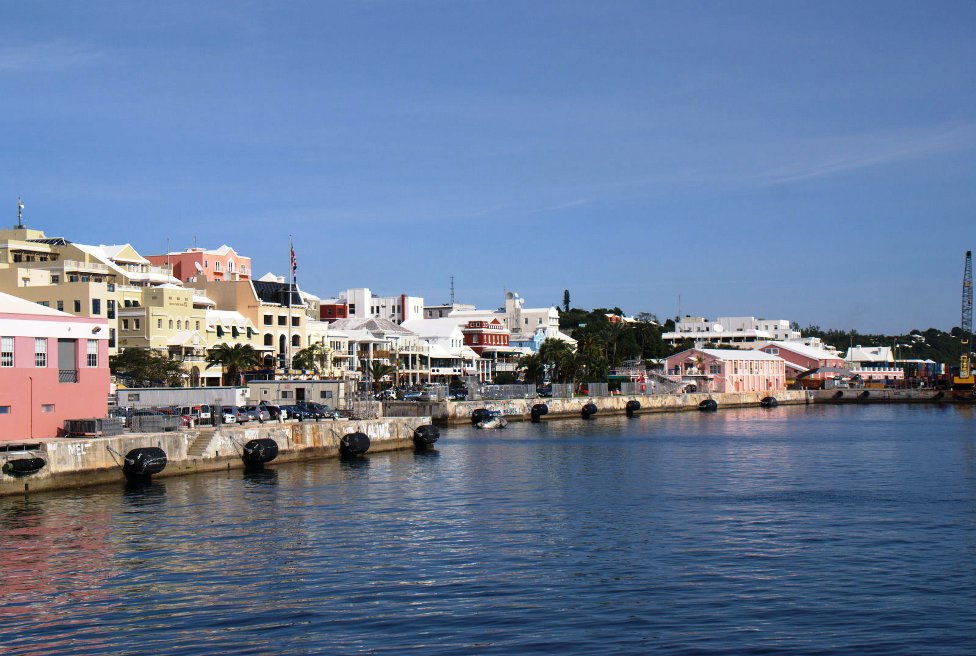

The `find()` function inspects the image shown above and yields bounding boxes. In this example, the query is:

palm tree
[366,361,396,391]
[538,338,575,383]
[293,342,331,374]
[518,353,545,384]
[206,343,263,386]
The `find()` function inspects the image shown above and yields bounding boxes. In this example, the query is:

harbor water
[1,404,974,655]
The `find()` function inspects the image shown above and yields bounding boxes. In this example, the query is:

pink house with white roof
[665,348,786,393]
[754,341,847,380]
[0,291,109,440]
[146,245,251,283]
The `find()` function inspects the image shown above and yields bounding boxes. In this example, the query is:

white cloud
[0,40,103,72]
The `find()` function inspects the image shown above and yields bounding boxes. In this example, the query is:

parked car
[282,405,314,421]
[449,388,468,400]
[218,406,247,424]
[298,402,340,419]
[375,389,397,401]
[242,406,271,423]
[401,391,423,401]
[259,403,288,420]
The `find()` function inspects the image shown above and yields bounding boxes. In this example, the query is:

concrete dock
[1,417,428,497]
[415,390,813,425]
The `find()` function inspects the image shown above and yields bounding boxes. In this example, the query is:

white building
[446,291,565,341]
[335,288,424,324]
[663,315,801,346]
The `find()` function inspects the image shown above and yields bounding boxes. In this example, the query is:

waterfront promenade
[0,417,427,497]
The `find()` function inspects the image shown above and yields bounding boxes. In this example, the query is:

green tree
[293,342,331,373]
[538,338,576,383]
[366,361,396,390]
[206,343,263,386]
[563,289,571,313]
[518,353,546,384]
[110,348,185,387]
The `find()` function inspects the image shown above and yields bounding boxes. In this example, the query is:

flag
[290,242,298,282]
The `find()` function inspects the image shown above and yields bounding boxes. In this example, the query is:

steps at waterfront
[187,430,217,458]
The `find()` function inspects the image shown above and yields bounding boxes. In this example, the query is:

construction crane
[953,250,974,391]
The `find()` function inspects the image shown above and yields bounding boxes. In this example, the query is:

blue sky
[2,1,975,333]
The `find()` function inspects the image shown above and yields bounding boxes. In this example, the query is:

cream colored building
[0,228,179,354]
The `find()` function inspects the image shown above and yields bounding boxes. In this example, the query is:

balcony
[59,369,78,383]
[62,259,110,274]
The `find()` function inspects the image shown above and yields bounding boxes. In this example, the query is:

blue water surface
[1,404,975,655]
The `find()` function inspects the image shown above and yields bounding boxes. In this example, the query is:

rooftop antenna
[15,196,25,229]
[450,275,455,305]
[193,235,198,249]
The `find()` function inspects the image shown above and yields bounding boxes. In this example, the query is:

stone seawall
[438,391,812,425]
[1,417,428,497]
[811,389,967,403]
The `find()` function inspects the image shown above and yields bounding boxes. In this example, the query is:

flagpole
[287,235,293,376]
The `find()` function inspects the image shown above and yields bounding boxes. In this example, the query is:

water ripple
[1,404,975,654]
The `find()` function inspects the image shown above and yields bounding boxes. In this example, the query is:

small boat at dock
[475,410,508,429]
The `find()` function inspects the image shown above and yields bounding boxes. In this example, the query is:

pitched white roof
[759,341,842,362]
[845,345,894,363]
[696,348,784,361]
[100,244,149,264]
[401,317,465,338]
[0,291,74,317]
[206,309,252,328]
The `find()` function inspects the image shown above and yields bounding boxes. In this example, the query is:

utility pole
[450,276,455,305]
[15,196,25,229]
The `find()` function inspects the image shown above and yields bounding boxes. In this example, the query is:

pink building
[145,245,251,283]
[0,292,110,440]
[754,341,847,380]
[665,348,786,393]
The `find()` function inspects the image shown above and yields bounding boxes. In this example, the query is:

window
[93,298,101,315]
[38,301,50,307]
[281,390,292,399]
[292,317,300,326]
[204,260,209,268]
[292,335,300,347]
[122,319,129,331]
[214,261,221,272]
[41,404,55,413]
[127,393,140,402]
[195,321,200,330]
[135,319,140,330]
[241,264,247,274]
[277,316,286,326]
[169,320,174,329]
[57,301,64,312]
[0,406,9,414]
[264,314,273,326]
[1,337,13,367]
[232,326,240,338]
[73,300,81,313]
[320,391,333,399]
[51,274,60,284]
[87,339,98,367]
[216,326,224,338]
[157,319,163,329]
[107,299,116,319]
[228,260,235,272]
[35,338,47,367]
[109,328,115,349]
[176,320,182,330]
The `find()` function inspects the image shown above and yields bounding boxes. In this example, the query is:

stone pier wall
[1,417,428,497]
[436,390,812,425]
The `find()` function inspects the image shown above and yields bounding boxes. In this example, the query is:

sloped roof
[401,317,464,338]
[845,345,894,363]
[694,348,784,361]
[0,291,75,317]
[252,279,302,306]
[101,244,149,264]
[758,341,843,362]
[329,317,412,334]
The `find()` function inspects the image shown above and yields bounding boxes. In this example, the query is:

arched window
[232,326,239,338]
[264,333,273,346]
[278,334,286,354]
[169,319,174,329]
[292,335,301,347]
